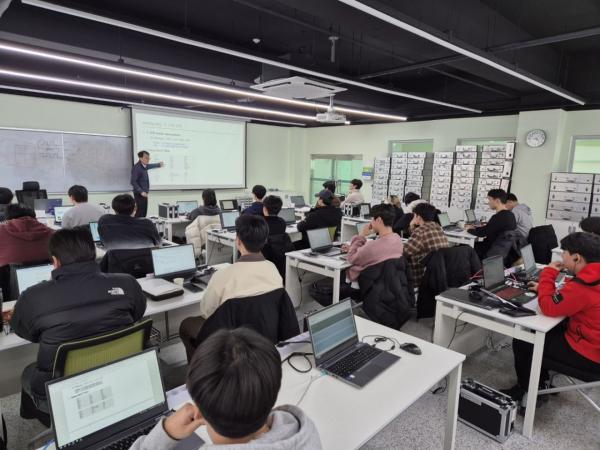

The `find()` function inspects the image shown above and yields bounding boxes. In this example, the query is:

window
[310,155,363,199]
[570,137,600,173]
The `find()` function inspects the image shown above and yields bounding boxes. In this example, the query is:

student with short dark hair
[343,204,404,281]
[61,185,105,229]
[179,215,282,359]
[188,189,221,223]
[262,195,286,235]
[0,187,13,222]
[97,194,161,249]
[341,179,365,206]
[392,192,424,237]
[11,228,146,416]
[505,193,533,245]
[466,188,516,260]
[321,180,341,208]
[296,190,343,249]
[132,328,321,450]
[580,216,600,236]
[242,185,267,216]
[502,232,600,403]
[404,203,449,287]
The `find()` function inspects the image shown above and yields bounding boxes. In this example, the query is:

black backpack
[309,278,353,307]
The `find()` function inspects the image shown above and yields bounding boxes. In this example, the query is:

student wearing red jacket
[503,232,600,403]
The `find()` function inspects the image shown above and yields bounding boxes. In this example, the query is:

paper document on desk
[138,277,183,300]
[278,332,311,361]
[523,297,539,311]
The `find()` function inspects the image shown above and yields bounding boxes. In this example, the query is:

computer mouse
[399,342,422,355]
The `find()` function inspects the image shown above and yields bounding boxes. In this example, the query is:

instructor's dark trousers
[134,192,148,217]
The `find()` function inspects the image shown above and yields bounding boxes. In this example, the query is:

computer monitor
[53,206,73,224]
[151,244,197,280]
[483,255,505,290]
[307,228,332,251]
[176,200,198,215]
[46,349,166,450]
[34,198,62,215]
[220,210,240,231]
[438,212,451,228]
[16,264,53,295]
[89,222,101,243]
[290,195,306,207]
[359,203,371,218]
[219,199,238,211]
[278,207,296,225]
[465,209,477,223]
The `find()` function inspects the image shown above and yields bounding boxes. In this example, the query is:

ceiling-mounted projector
[316,96,347,124]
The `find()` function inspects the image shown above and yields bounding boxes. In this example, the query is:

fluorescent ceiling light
[0,42,403,121]
[338,0,585,106]
[21,0,482,113]
[0,68,323,121]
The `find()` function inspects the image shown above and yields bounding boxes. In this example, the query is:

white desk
[162,217,191,241]
[285,250,351,308]
[433,291,563,439]
[205,226,302,265]
[340,216,370,242]
[444,229,478,247]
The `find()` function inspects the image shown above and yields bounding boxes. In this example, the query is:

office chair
[99,248,154,278]
[15,181,47,210]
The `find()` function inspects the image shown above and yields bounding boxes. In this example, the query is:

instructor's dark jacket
[131,161,161,194]
[10,260,146,396]
[98,214,161,249]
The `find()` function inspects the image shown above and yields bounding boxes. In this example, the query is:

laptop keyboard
[328,345,381,378]
[101,423,155,450]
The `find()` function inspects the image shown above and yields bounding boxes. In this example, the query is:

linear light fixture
[0,68,326,121]
[0,42,405,121]
[338,0,586,105]
[21,0,482,113]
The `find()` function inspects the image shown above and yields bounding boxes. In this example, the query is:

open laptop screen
[16,264,53,295]
[47,349,166,450]
[220,210,240,230]
[307,228,332,250]
[308,300,358,361]
[465,209,476,223]
[89,222,101,243]
[278,207,296,224]
[521,244,536,272]
[438,212,451,228]
[152,244,196,279]
[176,201,198,215]
[290,195,305,207]
[483,255,505,289]
[53,206,73,223]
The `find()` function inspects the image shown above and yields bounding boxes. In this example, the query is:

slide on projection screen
[132,108,246,189]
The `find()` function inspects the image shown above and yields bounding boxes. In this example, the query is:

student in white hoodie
[131,328,322,450]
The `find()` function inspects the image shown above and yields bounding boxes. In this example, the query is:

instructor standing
[131,151,164,217]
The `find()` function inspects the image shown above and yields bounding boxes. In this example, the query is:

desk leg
[444,363,462,450]
[164,223,172,241]
[285,257,302,308]
[164,312,170,341]
[332,269,341,304]
[205,239,213,265]
[232,246,238,263]
[523,331,546,438]
[433,304,454,346]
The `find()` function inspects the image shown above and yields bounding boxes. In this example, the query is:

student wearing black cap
[296,190,343,249]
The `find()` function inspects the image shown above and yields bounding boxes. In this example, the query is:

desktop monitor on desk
[359,203,371,219]
[219,210,240,231]
[176,200,198,215]
[278,207,297,225]
[219,199,238,211]
[151,244,197,280]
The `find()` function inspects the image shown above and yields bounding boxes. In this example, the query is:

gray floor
[2,303,599,450]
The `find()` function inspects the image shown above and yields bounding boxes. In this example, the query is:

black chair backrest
[195,288,299,348]
[262,233,294,279]
[16,189,48,209]
[487,230,518,264]
[100,248,153,278]
[528,225,559,264]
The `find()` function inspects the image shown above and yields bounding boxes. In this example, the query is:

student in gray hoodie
[506,193,533,245]
[131,328,322,450]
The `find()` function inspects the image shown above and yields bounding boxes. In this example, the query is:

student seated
[321,180,341,208]
[61,184,105,229]
[0,187,13,222]
[242,184,266,216]
[0,204,54,268]
[98,194,161,249]
[342,204,404,281]
[262,195,286,235]
[188,188,220,223]
[341,178,365,206]
[10,227,146,415]
[502,232,600,403]
[132,328,321,450]
[392,192,424,237]
[465,189,516,260]
[179,215,282,359]
[580,216,600,236]
[388,195,404,225]
[506,193,533,246]
[404,203,449,287]
[295,190,343,249]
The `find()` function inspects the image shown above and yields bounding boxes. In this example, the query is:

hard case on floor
[458,378,517,443]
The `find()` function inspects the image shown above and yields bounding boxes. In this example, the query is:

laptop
[15,264,53,296]
[482,255,530,303]
[89,221,102,246]
[307,227,341,256]
[219,210,240,231]
[219,199,238,211]
[465,209,481,226]
[176,200,198,216]
[290,195,306,207]
[515,244,542,282]
[307,300,400,388]
[53,206,73,225]
[151,244,198,281]
[438,212,462,232]
[34,198,62,215]
[358,203,371,219]
[356,222,370,235]
[278,207,297,225]
[46,349,203,450]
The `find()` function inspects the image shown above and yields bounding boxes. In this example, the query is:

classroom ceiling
[1,0,600,125]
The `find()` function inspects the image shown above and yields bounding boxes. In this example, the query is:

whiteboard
[0,128,132,193]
